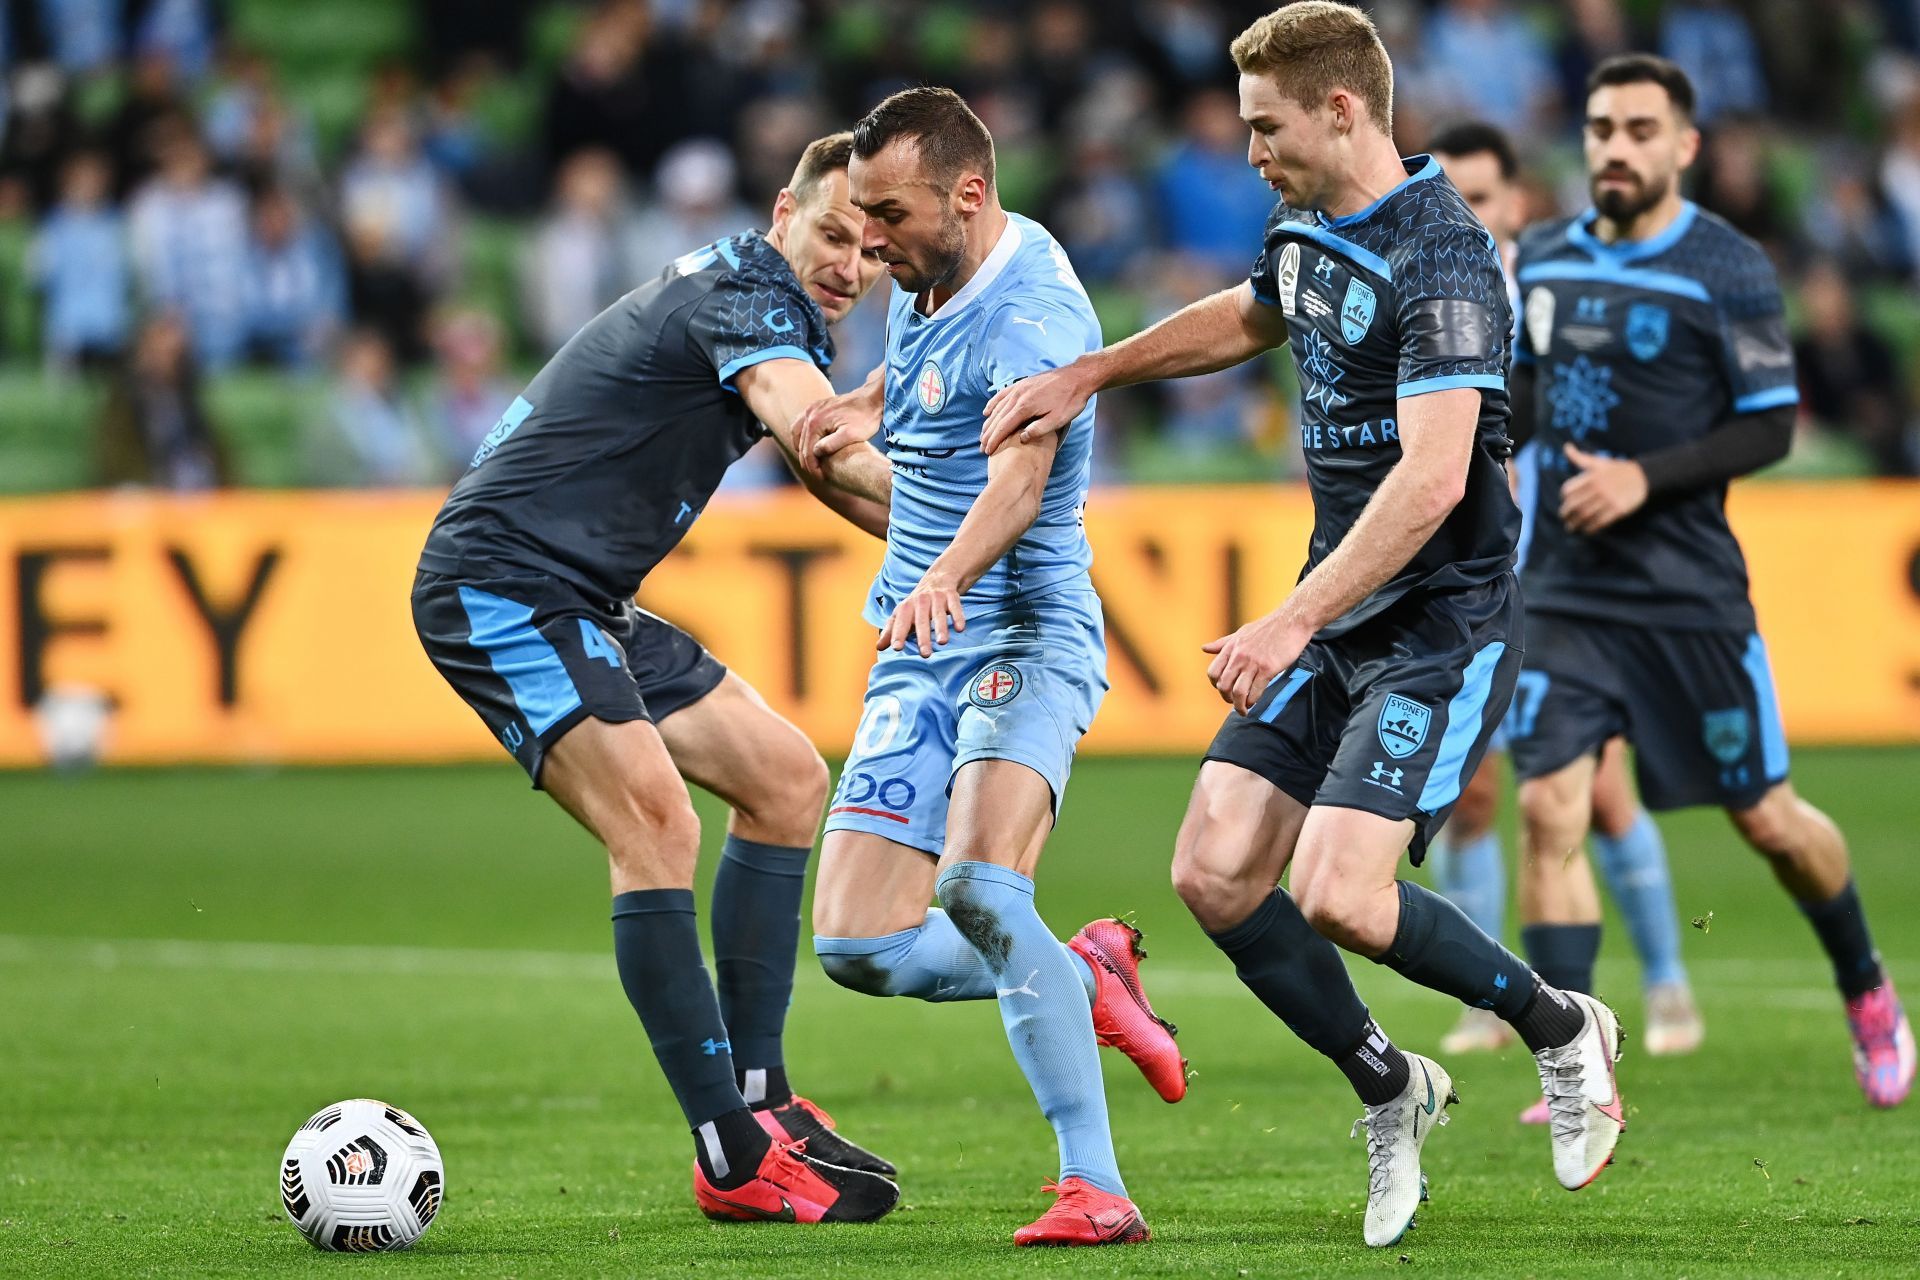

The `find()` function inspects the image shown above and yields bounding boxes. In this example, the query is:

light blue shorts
[823,588,1108,857]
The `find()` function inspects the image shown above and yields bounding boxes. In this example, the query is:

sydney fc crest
[1377,694,1431,759]
[916,360,946,414]
[1341,278,1377,344]
[1276,243,1301,316]
[1625,302,1670,361]
[1703,708,1751,765]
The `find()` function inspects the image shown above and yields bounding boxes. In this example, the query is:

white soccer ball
[280,1099,444,1252]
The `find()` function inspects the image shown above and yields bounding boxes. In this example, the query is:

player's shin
[610,890,768,1186]
[815,907,1096,1003]
[936,861,1126,1196]
[1591,814,1688,988]
[711,835,810,1109]
[1208,889,1411,1103]
[1428,831,1506,942]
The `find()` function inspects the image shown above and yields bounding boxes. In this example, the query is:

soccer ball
[279,1099,444,1252]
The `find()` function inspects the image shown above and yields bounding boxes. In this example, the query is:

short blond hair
[1230,2,1394,135]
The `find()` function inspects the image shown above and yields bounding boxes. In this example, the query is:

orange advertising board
[0,483,1915,765]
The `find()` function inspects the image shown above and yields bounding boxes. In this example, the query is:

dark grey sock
[711,835,810,1079]
[1207,889,1378,1057]
[610,889,749,1131]
[1335,1018,1413,1106]
[1521,923,1602,995]
[1376,879,1537,1020]
[1511,978,1588,1052]
[1797,880,1885,999]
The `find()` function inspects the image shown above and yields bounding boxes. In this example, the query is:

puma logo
[1008,315,1048,337]
[996,969,1042,999]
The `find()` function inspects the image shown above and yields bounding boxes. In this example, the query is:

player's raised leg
[656,672,897,1174]
[1173,761,1450,1247]
[1730,782,1912,1107]
[1429,756,1514,1053]
[936,759,1149,1246]
[1589,739,1701,1055]
[540,717,899,1223]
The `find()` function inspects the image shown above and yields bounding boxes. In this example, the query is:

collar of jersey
[909,214,1023,322]
[1315,154,1441,229]
[1567,200,1698,264]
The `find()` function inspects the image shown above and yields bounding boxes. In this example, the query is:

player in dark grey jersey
[983,2,1626,1247]
[412,135,908,1223]
[1507,55,1911,1110]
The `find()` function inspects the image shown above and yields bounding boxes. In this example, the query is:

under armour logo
[1367,761,1404,789]
[1314,256,1336,283]
[700,1037,731,1056]
[1008,315,1048,337]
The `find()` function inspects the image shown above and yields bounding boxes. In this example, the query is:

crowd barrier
[2,483,1916,765]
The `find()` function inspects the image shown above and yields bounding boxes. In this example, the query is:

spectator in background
[127,123,248,368]
[38,0,122,75]
[623,138,752,282]
[134,0,218,82]
[1140,254,1271,456]
[1794,259,1918,476]
[1801,159,1911,280]
[1552,0,1637,116]
[1051,130,1152,286]
[1660,0,1768,123]
[33,151,130,370]
[95,312,226,489]
[107,51,188,197]
[1693,117,1785,253]
[1423,0,1557,138]
[524,147,627,351]
[342,108,457,293]
[1154,88,1273,279]
[544,0,730,182]
[422,306,515,477]
[205,47,324,200]
[345,219,431,366]
[1879,90,1920,279]
[304,329,435,486]
[241,186,346,369]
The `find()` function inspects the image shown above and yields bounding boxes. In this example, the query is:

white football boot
[1532,991,1626,1189]
[1351,1053,1456,1247]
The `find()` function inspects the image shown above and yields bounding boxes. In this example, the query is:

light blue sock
[1592,813,1687,988]
[936,860,1125,1196]
[1426,830,1505,944]
[815,909,1096,1003]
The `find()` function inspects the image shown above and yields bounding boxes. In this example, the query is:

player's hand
[980,365,1093,455]
[878,575,967,657]
[796,388,882,474]
[1202,610,1312,715]
[1559,443,1649,535]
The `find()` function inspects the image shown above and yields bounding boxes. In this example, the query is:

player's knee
[816,946,899,997]
[1172,833,1261,932]
[1517,775,1582,840]
[1731,792,1798,860]
[1294,879,1365,950]
[766,744,831,826]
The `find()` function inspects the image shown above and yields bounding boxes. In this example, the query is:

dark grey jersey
[1248,155,1518,638]
[1513,203,1797,631]
[418,231,832,602]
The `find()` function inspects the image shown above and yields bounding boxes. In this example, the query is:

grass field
[3,749,1917,1278]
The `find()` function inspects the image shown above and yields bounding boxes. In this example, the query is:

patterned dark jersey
[1513,202,1796,631]
[418,231,832,602]
[1248,155,1518,638]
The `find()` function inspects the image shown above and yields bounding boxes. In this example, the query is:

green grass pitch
[2,749,1917,1277]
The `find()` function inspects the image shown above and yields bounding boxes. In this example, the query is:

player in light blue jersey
[799,88,1185,1248]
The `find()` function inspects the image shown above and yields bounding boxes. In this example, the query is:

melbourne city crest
[1341,278,1376,344]
[1377,693,1431,759]
[1626,302,1670,361]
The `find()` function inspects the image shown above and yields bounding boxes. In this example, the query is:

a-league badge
[1276,242,1301,315]
[1626,302,1670,361]
[1377,693,1431,759]
[917,360,946,414]
[1341,278,1377,344]
[1526,287,1555,356]
[970,662,1023,708]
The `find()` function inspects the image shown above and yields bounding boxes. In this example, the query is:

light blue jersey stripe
[1399,372,1505,398]
[1516,260,1710,304]
[457,587,583,735]
[1417,641,1507,813]
[1742,633,1790,781]
[1274,223,1392,282]
[1734,385,1799,413]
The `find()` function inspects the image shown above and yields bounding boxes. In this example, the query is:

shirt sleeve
[980,299,1095,395]
[1712,246,1799,414]
[1246,203,1289,307]
[1395,221,1511,399]
[688,269,832,393]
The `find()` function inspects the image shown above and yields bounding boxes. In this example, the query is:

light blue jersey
[829,213,1109,856]
[865,212,1101,626]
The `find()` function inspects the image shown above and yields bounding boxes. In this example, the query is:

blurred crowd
[5,0,1920,491]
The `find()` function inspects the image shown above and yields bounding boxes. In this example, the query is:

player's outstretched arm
[1203,388,1481,713]
[979,281,1288,454]
[878,432,1063,658]
[796,364,884,471]
[735,357,892,537]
